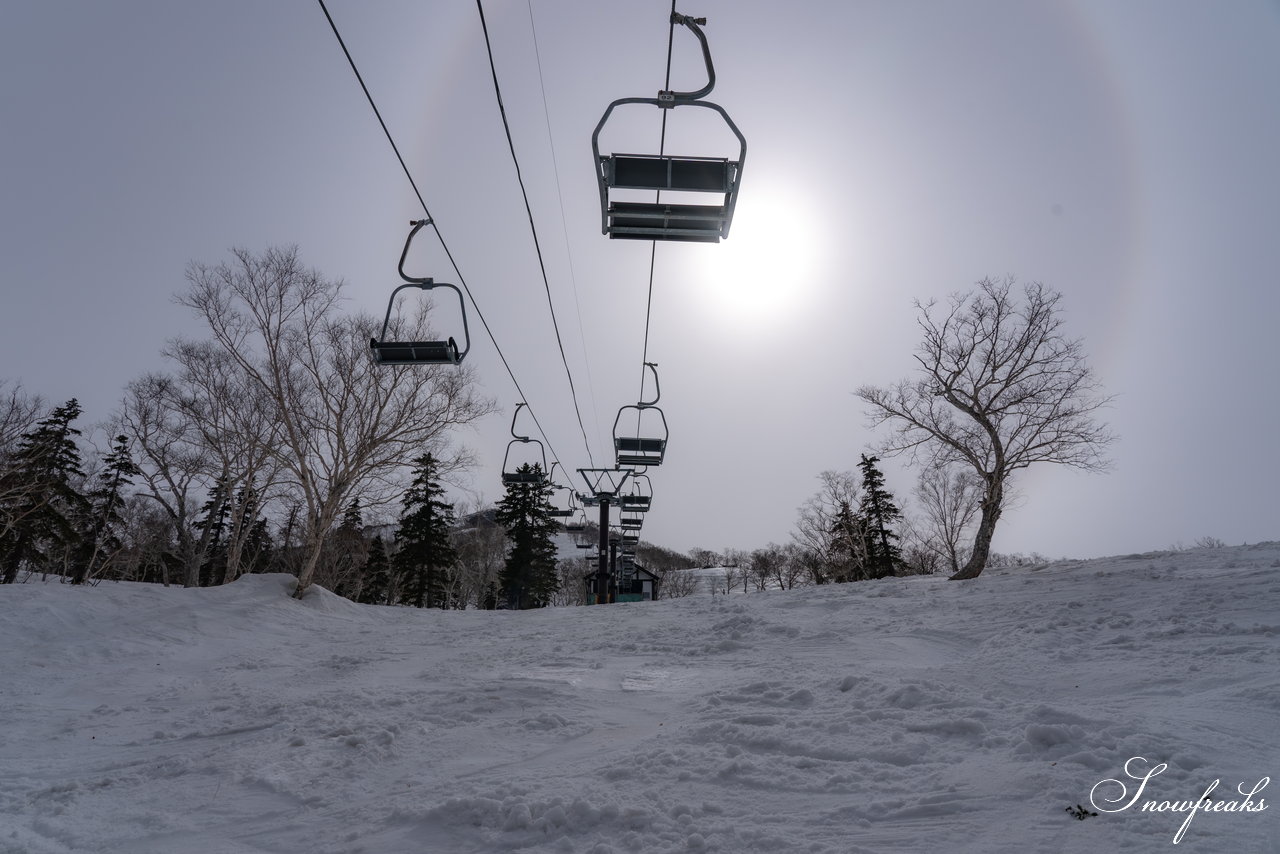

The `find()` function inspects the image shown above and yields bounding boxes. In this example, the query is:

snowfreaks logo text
[1090,756,1269,844]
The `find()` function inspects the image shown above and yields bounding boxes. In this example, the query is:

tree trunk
[950,478,1002,580]
[2,531,28,584]
[293,501,342,598]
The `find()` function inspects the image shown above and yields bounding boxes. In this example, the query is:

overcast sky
[2,1,1278,560]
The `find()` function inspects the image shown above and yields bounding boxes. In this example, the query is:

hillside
[2,543,1277,853]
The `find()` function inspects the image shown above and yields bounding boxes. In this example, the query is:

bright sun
[691,184,822,327]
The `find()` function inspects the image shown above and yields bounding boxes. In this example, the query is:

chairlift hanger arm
[639,362,661,407]
[509,401,531,441]
[661,13,715,104]
[398,219,433,283]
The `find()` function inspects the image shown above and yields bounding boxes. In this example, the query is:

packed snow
[2,543,1277,853]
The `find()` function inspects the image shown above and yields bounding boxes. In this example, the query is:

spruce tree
[394,454,458,609]
[194,477,231,587]
[494,462,559,609]
[1,399,88,583]
[224,483,266,582]
[857,454,903,579]
[242,516,274,574]
[330,498,368,599]
[359,535,391,605]
[78,433,141,584]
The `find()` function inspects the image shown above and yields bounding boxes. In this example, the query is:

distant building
[583,562,660,604]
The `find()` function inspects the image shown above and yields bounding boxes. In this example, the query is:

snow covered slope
[2,544,1277,853]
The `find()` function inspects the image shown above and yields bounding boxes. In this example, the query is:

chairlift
[620,513,643,531]
[614,363,668,468]
[619,474,653,513]
[501,403,547,485]
[545,464,577,518]
[565,508,589,534]
[371,220,471,365]
[592,13,746,243]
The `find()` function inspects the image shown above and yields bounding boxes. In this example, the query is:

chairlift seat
[370,337,460,366]
[617,453,662,467]
[606,202,727,243]
[620,495,651,511]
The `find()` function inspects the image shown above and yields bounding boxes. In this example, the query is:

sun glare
[692,186,821,328]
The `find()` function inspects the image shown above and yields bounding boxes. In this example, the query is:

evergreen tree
[494,463,559,609]
[78,433,141,584]
[194,477,231,587]
[242,516,274,574]
[224,483,266,583]
[827,499,865,583]
[857,454,903,579]
[358,535,391,605]
[1,399,88,583]
[394,454,458,608]
[330,498,368,599]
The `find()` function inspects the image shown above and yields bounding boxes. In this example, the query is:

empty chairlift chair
[501,403,548,485]
[619,474,653,514]
[592,13,746,243]
[546,465,578,519]
[371,220,471,365]
[565,503,589,534]
[614,363,668,468]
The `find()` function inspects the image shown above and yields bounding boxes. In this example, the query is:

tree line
[0,247,497,597]
[4,251,1112,597]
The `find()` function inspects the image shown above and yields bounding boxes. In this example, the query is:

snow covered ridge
[1,544,1277,853]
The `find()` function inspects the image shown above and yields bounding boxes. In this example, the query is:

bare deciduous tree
[792,470,863,584]
[177,247,494,597]
[857,277,1114,579]
[912,463,981,575]
[688,547,721,569]
[656,567,699,599]
[117,374,217,587]
[452,507,506,608]
[0,380,43,457]
[0,381,47,549]
[161,341,283,585]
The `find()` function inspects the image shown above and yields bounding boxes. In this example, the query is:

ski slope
[2,543,1277,853]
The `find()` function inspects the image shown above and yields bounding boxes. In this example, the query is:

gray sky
[2,1,1278,559]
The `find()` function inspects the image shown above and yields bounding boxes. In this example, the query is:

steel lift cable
[315,0,564,467]
[475,0,596,468]
[525,0,608,462]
